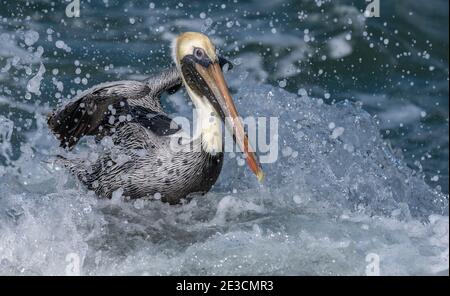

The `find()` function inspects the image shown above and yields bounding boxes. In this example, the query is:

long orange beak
[196,62,264,182]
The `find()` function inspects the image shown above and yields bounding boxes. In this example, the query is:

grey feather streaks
[49,67,223,204]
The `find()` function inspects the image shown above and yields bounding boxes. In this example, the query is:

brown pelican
[47,32,264,204]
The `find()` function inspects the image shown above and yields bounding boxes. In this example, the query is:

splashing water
[0,81,448,275]
[0,0,448,275]
[0,116,13,166]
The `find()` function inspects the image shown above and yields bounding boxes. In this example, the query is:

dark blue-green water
[0,0,448,275]
[1,0,448,191]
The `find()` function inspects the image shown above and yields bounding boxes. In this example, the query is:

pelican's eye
[194,47,206,61]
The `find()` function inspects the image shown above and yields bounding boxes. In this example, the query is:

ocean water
[0,0,448,275]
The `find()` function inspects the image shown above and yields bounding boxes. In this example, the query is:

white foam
[26,63,46,96]
[328,34,353,59]
[0,82,447,275]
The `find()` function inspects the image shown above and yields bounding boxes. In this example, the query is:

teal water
[1,0,448,191]
[0,0,448,275]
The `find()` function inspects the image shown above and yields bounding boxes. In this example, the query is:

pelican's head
[172,32,264,182]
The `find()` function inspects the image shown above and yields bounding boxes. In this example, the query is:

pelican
[47,32,264,204]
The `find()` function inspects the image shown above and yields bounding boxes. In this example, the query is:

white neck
[185,87,223,154]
